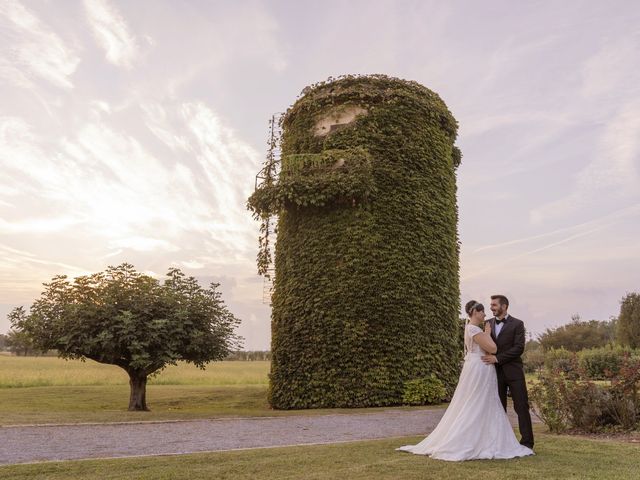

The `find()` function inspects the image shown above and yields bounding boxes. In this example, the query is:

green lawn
[2,431,639,480]
[0,384,440,425]
[2,356,637,479]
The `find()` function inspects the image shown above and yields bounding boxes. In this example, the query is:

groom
[481,295,534,449]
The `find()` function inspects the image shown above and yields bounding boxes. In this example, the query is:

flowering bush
[531,356,640,433]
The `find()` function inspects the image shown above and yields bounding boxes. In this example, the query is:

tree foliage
[538,315,617,352]
[248,74,462,408]
[617,292,640,349]
[9,263,243,410]
[4,326,39,356]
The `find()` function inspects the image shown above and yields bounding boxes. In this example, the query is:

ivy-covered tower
[248,74,462,409]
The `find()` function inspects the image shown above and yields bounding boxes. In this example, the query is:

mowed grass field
[0,356,436,425]
[2,430,639,480]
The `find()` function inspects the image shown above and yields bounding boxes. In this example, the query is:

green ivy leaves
[248,75,463,409]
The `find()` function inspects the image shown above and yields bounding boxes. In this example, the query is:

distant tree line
[224,350,271,361]
[532,292,640,352]
[523,292,640,372]
[0,330,52,356]
[0,335,272,362]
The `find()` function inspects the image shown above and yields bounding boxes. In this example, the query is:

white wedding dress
[396,323,534,461]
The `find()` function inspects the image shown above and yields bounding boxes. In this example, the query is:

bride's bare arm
[472,322,497,353]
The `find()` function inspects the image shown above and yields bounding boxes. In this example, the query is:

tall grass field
[0,355,270,388]
[0,356,273,425]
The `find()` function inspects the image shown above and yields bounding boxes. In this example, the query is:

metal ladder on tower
[262,218,276,305]
[259,113,283,306]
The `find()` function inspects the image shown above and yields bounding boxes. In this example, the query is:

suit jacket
[490,315,526,381]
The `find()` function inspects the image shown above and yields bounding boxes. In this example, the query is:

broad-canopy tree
[617,292,640,348]
[9,263,243,411]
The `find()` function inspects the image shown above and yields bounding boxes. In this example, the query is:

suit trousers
[497,369,534,448]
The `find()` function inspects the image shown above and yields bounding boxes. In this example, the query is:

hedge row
[541,345,640,379]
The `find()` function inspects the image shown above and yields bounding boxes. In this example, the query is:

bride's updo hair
[465,300,484,316]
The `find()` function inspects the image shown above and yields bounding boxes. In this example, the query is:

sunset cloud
[0,0,80,88]
[1,1,639,348]
[83,0,140,68]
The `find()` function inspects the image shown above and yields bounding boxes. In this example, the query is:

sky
[1,0,639,350]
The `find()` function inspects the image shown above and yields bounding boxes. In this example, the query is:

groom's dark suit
[490,315,534,449]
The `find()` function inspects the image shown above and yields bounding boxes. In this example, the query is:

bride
[396,300,534,461]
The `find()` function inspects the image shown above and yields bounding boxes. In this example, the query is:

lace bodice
[464,323,486,355]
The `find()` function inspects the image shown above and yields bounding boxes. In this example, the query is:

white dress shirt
[495,313,509,337]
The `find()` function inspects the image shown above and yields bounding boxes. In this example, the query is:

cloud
[108,236,180,253]
[181,102,259,235]
[475,204,640,254]
[0,215,82,235]
[233,4,287,72]
[83,0,140,68]
[530,100,640,225]
[0,95,262,275]
[464,203,640,283]
[0,242,90,303]
[181,260,205,269]
[581,33,640,98]
[0,102,267,348]
[527,30,640,226]
[141,103,190,151]
[0,0,80,89]
[2,0,638,349]
[463,225,607,282]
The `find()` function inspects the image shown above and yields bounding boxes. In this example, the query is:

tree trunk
[127,370,149,411]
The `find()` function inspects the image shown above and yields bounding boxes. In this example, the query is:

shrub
[603,390,638,431]
[531,356,640,433]
[562,380,608,432]
[523,347,545,374]
[603,354,640,430]
[529,372,570,433]
[402,375,447,406]
[531,371,608,433]
[577,345,637,380]
[543,348,579,378]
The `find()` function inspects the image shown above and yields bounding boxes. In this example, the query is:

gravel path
[0,408,536,465]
